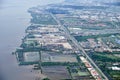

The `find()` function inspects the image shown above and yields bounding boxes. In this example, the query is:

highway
[51,13,109,80]
[62,25,108,80]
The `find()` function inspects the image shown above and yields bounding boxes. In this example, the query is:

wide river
[0,0,63,80]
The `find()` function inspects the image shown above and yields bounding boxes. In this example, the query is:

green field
[74,33,119,42]
[31,13,57,25]
[41,53,78,63]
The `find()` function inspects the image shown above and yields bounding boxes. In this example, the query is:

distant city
[14,0,120,80]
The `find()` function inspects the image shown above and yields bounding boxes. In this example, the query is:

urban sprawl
[15,1,120,80]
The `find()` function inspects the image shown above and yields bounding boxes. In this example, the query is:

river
[0,0,63,80]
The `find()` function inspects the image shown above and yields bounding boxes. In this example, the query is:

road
[51,13,109,80]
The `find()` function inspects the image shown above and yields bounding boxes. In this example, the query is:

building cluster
[80,56,101,80]
[80,38,112,52]
[24,25,73,52]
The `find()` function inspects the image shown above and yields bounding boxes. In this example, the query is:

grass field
[72,71,90,76]
[41,53,77,62]
[42,66,71,80]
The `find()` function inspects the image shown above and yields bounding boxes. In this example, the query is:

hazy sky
[0,0,64,6]
[0,0,64,9]
[0,0,119,8]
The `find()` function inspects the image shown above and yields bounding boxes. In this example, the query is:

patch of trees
[74,33,119,42]
[41,62,78,66]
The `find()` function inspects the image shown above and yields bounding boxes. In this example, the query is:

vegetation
[74,33,119,42]
[88,51,120,80]
[30,13,57,25]
[19,62,39,65]
[41,62,79,66]
[61,79,72,80]
[42,78,50,80]
[90,52,120,62]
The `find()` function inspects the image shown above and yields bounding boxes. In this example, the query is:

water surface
[0,0,63,80]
